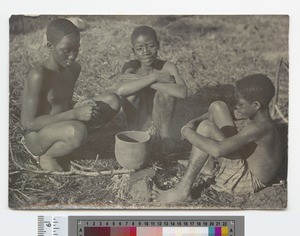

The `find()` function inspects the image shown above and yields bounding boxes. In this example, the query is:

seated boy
[21,18,120,172]
[115,25,187,155]
[152,74,282,202]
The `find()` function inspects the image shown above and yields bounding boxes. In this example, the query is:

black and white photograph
[9,15,288,210]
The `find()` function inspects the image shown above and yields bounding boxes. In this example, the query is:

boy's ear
[253,101,261,110]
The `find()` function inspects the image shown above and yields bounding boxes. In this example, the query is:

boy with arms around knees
[116,26,187,155]
[152,74,282,203]
[21,19,120,172]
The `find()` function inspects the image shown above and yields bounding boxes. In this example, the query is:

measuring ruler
[38,216,68,236]
[38,216,244,236]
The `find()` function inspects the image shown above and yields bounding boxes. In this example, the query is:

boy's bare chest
[45,75,75,105]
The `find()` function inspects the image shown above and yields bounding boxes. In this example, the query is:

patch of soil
[128,169,156,202]
[245,183,287,209]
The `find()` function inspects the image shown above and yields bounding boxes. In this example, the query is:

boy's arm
[150,62,187,98]
[115,68,158,97]
[21,69,93,132]
[181,123,263,158]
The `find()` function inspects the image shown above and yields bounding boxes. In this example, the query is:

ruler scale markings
[38,216,243,236]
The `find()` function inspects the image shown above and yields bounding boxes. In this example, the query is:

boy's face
[132,34,159,67]
[51,31,80,67]
[235,92,258,119]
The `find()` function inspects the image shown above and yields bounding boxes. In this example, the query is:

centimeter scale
[38,216,244,236]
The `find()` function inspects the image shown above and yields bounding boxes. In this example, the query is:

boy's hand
[74,104,95,121]
[74,99,96,108]
[180,123,194,140]
[154,72,175,83]
[182,122,196,131]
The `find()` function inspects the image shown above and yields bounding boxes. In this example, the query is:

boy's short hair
[131,25,158,45]
[46,18,79,45]
[236,73,275,108]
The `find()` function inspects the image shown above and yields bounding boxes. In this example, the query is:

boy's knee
[101,93,121,111]
[196,120,213,135]
[209,101,228,114]
[65,121,88,148]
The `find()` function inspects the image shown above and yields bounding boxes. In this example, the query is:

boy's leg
[208,101,236,132]
[152,91,176,155]
[121,96,139,130]
[177,101,233,174]
[25,120,88,171]
[207,101,239,168]
[121,93,148,130]
[209,101,256,158]
[152,119,225,203]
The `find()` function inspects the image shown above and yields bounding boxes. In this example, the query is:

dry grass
[9,15,288,209]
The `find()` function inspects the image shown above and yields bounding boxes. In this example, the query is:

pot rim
[115,130,151,144]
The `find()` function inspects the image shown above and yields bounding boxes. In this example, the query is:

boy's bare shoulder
[239,120,275,142]
[238,122,265,140]
[28,65,49,84]
[163,60,176,68]
[162,60,178,73]
[23,65,51,94]
[28,61,81,85]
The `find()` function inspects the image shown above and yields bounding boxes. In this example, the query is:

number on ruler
[46,221,51,227]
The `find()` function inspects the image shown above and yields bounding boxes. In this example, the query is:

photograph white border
[1,0,300,235]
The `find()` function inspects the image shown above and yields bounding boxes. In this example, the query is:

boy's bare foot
[39,155,64,172]
[200,157,219,177]
[151,185,190,203]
